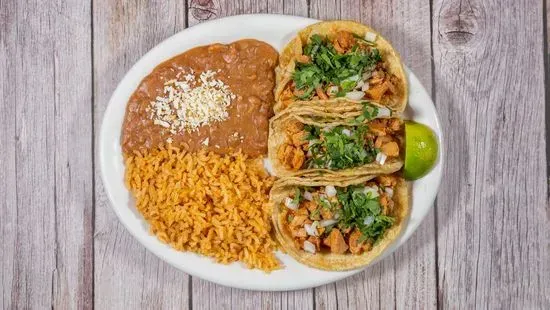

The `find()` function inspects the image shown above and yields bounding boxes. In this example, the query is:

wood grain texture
[309,1,437,308]
[547,0,550,182]
[1,0,94,309]
[0,0,17,308]
[92,1,190,309]
[12,0,57,305]
[2,0,549,308]
[50,1,94,309]
[433,0,550,308]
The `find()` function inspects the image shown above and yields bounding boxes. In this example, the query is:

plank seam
[185,0,189,28]
[11,0,20,306]
[312,287,316,310]
[544,0,550,192]
[51,47,59,310]
[428,0,440,308]
[90,0,96,308]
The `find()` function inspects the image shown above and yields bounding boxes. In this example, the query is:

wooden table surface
[1,0,549,309]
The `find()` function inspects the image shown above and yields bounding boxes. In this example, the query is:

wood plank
[433,0,549,308]
[543,0,550,179]
[50,1,94,309]
[11,1,57,306]
[1,1,94,308]
[92,1,190,309]
[547,0,550,180]
[188,1,313,309]
[0,0,18,308]
[309,1,437,309]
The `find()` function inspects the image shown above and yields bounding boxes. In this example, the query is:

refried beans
[121,39,278,157]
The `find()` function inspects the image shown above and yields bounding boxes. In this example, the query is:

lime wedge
[403,121,439,180]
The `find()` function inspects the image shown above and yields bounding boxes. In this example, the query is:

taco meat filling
[277,106,403,171]
[279,31,402,107]
[281,175,400,255]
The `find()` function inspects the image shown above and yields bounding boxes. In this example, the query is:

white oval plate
[100,14,443,291]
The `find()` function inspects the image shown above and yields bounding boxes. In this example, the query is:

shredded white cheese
[149,70,236,133]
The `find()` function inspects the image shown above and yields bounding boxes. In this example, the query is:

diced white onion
[303,240,316,254]
[327,86,339,96]
[363,215,375,226]
[376,152,387,165]
[385,187,394,198]
[361,82,370,92]
[355,80,365,90]
[322,127,332,132]
[305,221,319,236]
[304,224,314,236]
[325,185,337,197]
[334,212,340,220]
[303,191,313,201]
[284,197,298,210]
[365,32,377,42]
[345,91,364,101]
[363,186,379,198]
[376,107,391,118]
[320,219,338,227]
[341,129,352,137]
[306,149,313,157]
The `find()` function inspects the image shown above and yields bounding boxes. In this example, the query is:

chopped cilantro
[340,78,357,92]
[292,33,382,100]
[304,124,321,141]
[304,124,377,170]
[291,188,302,206]
[354,102,379,124]
[336,186,394,243]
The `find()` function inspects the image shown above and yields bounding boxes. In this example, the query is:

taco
[268,102,404,178]
[274,20,407,113]
[271,173,409,270]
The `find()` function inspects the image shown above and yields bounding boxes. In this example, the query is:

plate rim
[100,13,444,291]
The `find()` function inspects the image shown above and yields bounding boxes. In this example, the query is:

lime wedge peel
[403,121,439,181]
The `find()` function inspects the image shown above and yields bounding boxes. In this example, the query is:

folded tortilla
[268,105,404,178]
[271,175,409,271]
[274,20,408,113]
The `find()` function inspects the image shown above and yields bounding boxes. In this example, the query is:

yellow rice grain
[124,146,280,271]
